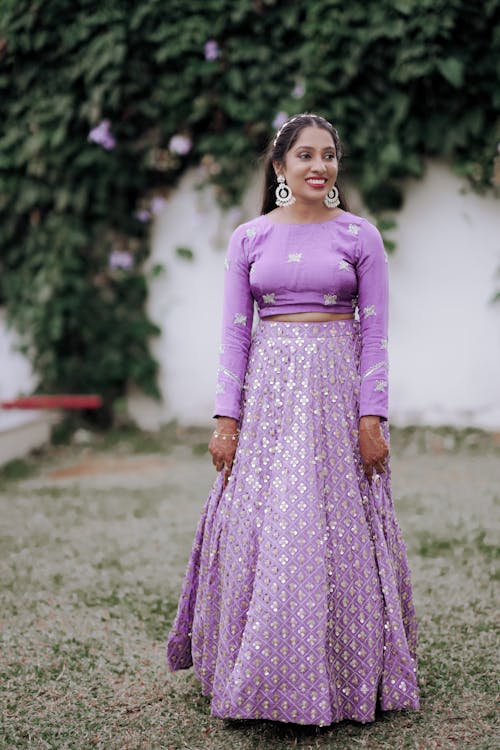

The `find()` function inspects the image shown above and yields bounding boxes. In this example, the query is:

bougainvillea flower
[109,249,133,269]
[204,40,220,60]
[134,209,152,222]
[168,134,192,155]
[150,196,168,215]
[88,120,116,150]
[292,81,305,99]
[272,111,289,129]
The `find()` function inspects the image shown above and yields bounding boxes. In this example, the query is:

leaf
[436,57,465,88]
[175,246,194,261]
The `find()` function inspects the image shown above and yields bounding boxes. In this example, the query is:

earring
[324,185,340,209]
[275,175,296,208]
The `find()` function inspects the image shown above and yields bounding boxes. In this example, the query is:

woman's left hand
[358,415,389,482]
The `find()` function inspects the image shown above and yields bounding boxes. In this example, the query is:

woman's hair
[260,113,349,215]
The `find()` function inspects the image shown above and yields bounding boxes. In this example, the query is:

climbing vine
[0,0,498,420]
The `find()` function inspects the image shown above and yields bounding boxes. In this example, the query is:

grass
[0,428,498,749]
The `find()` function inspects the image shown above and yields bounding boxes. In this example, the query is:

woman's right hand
[209,416,239,487]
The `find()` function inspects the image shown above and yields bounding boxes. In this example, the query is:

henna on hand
[358,415,389,482]
[209,416,239,487]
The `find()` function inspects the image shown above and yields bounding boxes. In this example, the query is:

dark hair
[260,113,349,215]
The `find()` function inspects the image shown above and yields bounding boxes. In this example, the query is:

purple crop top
[214,211,389,421]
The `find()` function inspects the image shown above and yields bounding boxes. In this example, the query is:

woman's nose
[311,157,327,172]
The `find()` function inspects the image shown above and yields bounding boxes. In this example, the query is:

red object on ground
[0,395,103,410]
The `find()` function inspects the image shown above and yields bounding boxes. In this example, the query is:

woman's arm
[213,225,254,420]
[356,221,390,480]
[210,224,255,484]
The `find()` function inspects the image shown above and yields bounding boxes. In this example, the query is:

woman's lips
[306,178,328,190]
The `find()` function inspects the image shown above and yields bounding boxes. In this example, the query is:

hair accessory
[273,115,301,147]
[273,113,336,148]
[324,185,340,209]
[275,175,296,207]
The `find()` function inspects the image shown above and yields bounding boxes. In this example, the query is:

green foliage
[0,0,499,418]
[175,246,195,261]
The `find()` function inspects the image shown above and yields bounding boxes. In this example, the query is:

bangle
[213,429,239,441]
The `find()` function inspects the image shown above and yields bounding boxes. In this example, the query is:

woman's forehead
[292,126,335,149]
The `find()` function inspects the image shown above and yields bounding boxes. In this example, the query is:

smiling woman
[167,113,420,727]
[273,126,339,207]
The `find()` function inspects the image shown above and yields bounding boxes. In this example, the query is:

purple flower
[204,39,220,61]
[150,196,168,216]
[292,82,305,99]
[88,120,116,150]
[109,249,133,270]
[168,134,192,155]
[134,209,151,223]
[272,111,288,130]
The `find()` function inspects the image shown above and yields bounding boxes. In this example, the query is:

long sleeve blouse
[214,211,389,421]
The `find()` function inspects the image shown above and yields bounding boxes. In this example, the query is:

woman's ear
[272,160,282,179]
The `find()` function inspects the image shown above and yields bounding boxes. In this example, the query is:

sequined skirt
[166,320,420,726]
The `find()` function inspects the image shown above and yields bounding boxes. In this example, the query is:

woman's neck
[269,204,344,224]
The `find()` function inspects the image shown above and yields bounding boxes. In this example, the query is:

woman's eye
[298,152,336,159]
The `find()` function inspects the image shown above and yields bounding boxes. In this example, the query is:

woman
[167,113,420,726]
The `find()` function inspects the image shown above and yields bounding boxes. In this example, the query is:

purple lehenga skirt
[166,320,420,726]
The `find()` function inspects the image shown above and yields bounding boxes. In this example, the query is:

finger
[223,461,233,480]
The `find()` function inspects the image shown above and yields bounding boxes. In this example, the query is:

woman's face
[275,125,338,205]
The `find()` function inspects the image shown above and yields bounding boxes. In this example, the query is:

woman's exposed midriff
[262,312,355,322]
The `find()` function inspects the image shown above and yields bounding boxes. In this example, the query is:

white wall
[388,163,500,429]
[0,311,46,461]
[0,311,37,406]
[130,161,500,430]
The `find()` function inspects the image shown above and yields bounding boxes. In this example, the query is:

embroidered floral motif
[363,305,376,318]
[218,366,243,387]
[249,264,255,276]
[263,293,276,304]
[348,223,360,236]
[246,227,257,238]
[374,379,387,392]
[288,252,302,263]
[234,313,248,325]
[380,338,388,350]
[215,382,225,394]
[351,296,358,309]
[324,294,338,305]
[338,260,350,271]
[224,257,230,271]
[362,360,387,380]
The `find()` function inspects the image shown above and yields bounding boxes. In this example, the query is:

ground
[0,424,498,750]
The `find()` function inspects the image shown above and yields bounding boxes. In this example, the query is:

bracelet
[213,430,239,441]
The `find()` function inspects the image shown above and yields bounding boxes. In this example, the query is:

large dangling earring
[324,185,340,209]
[275,174,296,208]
